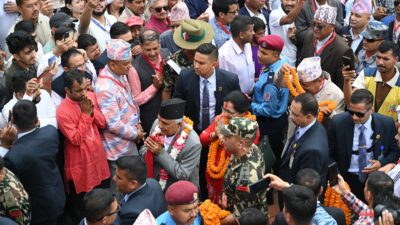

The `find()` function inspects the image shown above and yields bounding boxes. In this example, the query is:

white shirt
[1,90,57,129]
[0,0,18,50]
[297,119,316,140]
[218,39,255,94]
[316,33,333,53]
[86,12,117,52]
[353,67,400,89]
[349,116,373,173]
[199,71,217,130]
[350,29,363,54]
[245,4,268,35]
[269,6,297,66]
[388,162,400,198]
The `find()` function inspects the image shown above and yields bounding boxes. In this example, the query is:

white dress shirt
[218,39,255,94]
[316,33,333,54]
[245,4,268,34]
[86,12,117,52]
[350,29,363,54]
[1,90,57,129]
[199,71,216,130]
[349,116,373,173]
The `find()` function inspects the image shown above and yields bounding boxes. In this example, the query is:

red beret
[258,34,284,52]
[165,181,199,205]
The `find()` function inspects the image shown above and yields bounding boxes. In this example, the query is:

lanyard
[91,17,110,33]
[215,18,231,35]
[142,54,163,75]
[314,32,336,56]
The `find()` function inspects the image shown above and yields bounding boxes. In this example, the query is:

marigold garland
[199,200,231,225]
[317,100,337,122]
[323,183,352,225]
[206,112,257,179]
[284,68,305,97]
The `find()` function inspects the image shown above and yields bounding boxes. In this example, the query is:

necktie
[202,79,210,130]
[358,125,368,182]
[285,128,300,160]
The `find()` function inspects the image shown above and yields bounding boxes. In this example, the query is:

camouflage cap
[361,20,388,40]
[220,117,258,139]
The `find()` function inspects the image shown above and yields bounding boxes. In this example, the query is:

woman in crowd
[107,0,125,19]
[63,0,85,20]
[200,90,260,204]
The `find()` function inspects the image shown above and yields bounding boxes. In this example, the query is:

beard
[93,7,107,17]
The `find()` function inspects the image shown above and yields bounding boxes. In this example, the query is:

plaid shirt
[342,192,374,225]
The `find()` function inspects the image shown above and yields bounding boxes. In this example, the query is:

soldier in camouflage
[0,157,30,225]
[219,117,267,218]
[163,19,214,98]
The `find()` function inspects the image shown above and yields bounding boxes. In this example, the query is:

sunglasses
[312,22,326,30]
[154,6,169,13]
[363,38,378,43]
[346,108,369,117]
[395,1,400,6]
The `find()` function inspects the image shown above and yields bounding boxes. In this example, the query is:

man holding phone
[329,89,399,201]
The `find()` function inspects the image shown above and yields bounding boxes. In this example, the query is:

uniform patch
[263,92,271,101]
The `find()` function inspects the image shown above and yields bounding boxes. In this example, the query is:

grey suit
[141,119,202,189]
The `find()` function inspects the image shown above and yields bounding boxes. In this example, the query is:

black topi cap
[159,98,186,120]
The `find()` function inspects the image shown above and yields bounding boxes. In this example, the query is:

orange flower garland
[324,183,352,225]
[284,68,305,97]
[317,100,337,122]
[199,200,231,225]
[206,112,257,179]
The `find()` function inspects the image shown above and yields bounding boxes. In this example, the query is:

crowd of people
[1,0,400,224]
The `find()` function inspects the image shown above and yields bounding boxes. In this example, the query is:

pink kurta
[56,92,110,193]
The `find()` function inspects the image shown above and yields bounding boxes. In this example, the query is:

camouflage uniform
[162,50,193,92]
[0,168,30,225]
[220,118,267,217]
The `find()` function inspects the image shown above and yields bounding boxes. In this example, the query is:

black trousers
[257,113,288,173]
[344,172,366,203]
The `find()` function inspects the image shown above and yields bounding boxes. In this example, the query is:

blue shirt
[312,202,338,225]
[156,211,202,225]
[251,58,289,118]
[209,17,232,49]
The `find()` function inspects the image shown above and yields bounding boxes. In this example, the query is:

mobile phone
[48,56,56,66]
[249,177,271,194]
[343,56,354,71]
[328,162,339,186]
[64,30,74,42]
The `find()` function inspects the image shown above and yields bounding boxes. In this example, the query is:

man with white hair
[145,0,170,34]
[300,5,353,89]
[141,98,202,191]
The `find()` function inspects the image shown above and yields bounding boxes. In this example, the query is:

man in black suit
[279,93,329,186]
[329,89,399,201]
[114,156,166,225]
[173,43,240,199]
[173,43,241,133]
[239,0,270,34]
[80,188,119,225]
[0,100,65,225]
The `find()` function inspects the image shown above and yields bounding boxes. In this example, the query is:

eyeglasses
[312,22,326,30]
[153,6,169,13]
[363,38,379,43]
[346,108,369,117]
[96,205,120,221]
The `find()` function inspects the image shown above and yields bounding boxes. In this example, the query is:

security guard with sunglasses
[328,89,399,202]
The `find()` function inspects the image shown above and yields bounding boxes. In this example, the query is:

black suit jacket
[301,31,354,89]
[341,26,363,57]
[4,126,66,224]
[118,178,166,225]
[387,22,400,57]
[279,122,329,184]
[328,112,399,175]
[239,6,271,34]
[173,68,241,132]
